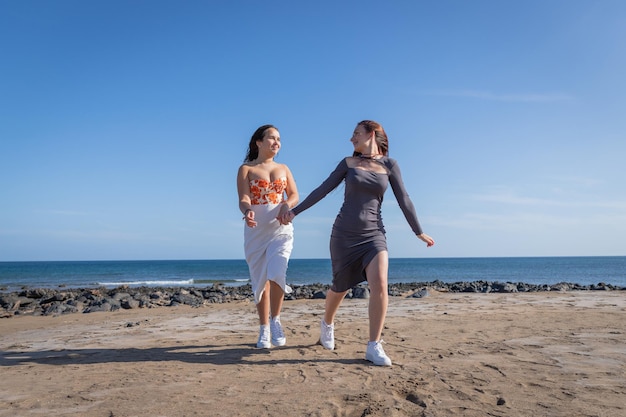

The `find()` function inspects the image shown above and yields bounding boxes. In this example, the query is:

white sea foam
[98,279,195,287]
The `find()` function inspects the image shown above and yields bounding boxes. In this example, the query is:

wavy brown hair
[244,124,277,162]
[352,120,389,157]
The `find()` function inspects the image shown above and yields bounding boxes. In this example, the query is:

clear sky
[1,0,625,261]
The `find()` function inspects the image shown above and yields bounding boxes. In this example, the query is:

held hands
[418,233,435,247]
[277,206,295,225]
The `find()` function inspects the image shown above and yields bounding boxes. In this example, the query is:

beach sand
[1,291,625,417]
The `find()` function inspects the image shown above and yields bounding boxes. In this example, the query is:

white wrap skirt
[244,203,294,304]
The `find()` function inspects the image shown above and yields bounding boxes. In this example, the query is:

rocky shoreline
[1,280,624,318]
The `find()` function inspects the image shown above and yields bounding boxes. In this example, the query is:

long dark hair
[352,120,389,157]
[244,124,277,162]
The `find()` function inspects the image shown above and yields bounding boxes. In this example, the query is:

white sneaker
[270,316,286,346]
[319,319,335,350]
[366,340,392,366]
[256,325,271,349]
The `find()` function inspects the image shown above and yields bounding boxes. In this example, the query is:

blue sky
[1,0,625,261]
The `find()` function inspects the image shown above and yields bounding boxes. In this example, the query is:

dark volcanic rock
[0,280,623,317]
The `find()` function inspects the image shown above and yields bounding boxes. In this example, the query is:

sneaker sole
[365,355,392,366]
[318,339,334,350]
[271,338,286,347]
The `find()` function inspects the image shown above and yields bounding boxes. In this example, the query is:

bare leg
[365,251,389,342]
[269,280,284,318]
[256,281,271,325]
[324,288,348,325]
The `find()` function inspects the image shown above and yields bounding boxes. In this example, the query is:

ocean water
[1,257,625,292]
[0,256,626,291]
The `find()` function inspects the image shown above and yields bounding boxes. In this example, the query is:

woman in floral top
[237,124,299,348]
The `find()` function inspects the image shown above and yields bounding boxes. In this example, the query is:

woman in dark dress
[281,120,434,366]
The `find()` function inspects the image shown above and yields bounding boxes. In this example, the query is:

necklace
[359,154,381,160]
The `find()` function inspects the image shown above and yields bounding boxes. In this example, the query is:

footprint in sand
[282,368,306,383]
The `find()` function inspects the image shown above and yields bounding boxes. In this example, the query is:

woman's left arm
[387,159,434,247]
[278,165,299,220]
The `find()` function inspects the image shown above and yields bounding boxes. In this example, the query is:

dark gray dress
[292,156,424,292]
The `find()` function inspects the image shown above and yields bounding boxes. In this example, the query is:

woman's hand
[276,203,290,223]
[418,233,435,247]
[277,209,295,225]
[243,209,257,228]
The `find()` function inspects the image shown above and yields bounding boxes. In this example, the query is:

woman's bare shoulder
[238,162,254,175]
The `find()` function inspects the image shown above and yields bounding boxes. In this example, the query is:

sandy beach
[1,290,625,417]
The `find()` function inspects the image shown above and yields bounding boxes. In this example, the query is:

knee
[368,281,387,296]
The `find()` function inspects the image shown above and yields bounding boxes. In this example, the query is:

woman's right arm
[237,165,257,227]
[291,159,348,216]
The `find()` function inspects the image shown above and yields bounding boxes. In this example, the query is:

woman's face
[350,125,370,152]
[257,128,281,156]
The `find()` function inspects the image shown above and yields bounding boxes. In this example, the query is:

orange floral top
[249,178,287,205]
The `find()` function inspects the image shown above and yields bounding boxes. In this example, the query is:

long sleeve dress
[292,156,423,292]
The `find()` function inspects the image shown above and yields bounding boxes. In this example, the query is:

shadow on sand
[0,343,366,367]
